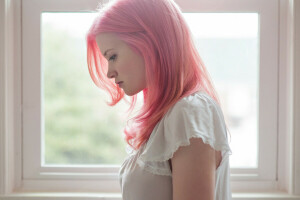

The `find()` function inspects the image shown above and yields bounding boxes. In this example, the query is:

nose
[106,68,117,79]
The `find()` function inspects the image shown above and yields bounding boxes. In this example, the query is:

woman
[86,0,232,199]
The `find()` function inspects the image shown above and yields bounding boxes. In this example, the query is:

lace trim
[136,159,172,177]
[140,134,232,163]
[135,134,231,177]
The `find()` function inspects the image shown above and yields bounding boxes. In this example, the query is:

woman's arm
[171,137,218,200]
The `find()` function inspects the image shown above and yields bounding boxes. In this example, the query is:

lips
[116,81,123,87]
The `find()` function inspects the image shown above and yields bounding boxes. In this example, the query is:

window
[22,0,278,192]
[40,12,259,168]
[1,0,298,197]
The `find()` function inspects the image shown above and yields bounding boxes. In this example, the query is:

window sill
[0,191,300,200]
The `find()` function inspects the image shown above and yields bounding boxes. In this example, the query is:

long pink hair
[86,0,230,151]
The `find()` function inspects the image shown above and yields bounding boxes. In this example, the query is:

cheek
[120,60,135,74]
[119,64,132,75]
[120,51,146,81]
[134,64,147,85]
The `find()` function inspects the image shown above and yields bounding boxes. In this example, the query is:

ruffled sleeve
[136,91,232,176]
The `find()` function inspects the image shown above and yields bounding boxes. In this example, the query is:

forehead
[95,33,123,54]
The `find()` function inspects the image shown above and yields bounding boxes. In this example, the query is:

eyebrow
[104,48,114,57]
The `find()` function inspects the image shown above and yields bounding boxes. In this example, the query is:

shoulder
[166,90,219,120]
[163,90,222,135]
[139,89,230,160]
[137,90,232,177]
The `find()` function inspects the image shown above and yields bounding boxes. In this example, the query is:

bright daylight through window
[41,12,258,168]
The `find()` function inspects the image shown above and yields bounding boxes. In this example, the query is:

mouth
[117,81,123,86]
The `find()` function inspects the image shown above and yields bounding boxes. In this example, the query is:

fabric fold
[135,90,232,176]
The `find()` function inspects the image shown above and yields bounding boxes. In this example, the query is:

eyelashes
[109,54,117,61]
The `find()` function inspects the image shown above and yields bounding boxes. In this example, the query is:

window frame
[24,0,278,190]
[1,0,300,198]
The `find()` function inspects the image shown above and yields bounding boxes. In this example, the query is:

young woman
[86,0,232,199]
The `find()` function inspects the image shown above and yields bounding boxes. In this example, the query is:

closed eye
[109,54,117,61]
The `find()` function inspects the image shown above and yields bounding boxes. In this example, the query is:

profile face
[95,33,147,96]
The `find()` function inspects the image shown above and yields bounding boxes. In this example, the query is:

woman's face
[96,33,147,96]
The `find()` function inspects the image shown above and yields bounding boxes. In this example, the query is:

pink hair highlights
[86,0,230,150]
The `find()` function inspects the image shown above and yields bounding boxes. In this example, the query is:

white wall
[0,0,300,198]
[293,0,300,195]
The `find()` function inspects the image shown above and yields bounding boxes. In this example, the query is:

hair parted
[86,0,231,151]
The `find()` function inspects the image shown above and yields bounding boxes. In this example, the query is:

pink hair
[86,0,230,151]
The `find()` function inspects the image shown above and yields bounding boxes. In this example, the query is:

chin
[124,88,143,96]
[124,91,137,96]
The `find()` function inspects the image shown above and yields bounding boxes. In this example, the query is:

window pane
[183,13,259,168]
[41,12,258,168]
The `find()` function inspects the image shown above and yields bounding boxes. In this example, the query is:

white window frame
[1,0,300,199]
[23,0,278,188]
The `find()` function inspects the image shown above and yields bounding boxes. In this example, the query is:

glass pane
[41,12,258,168]
[183,13,259,168]
[41,12,140,165]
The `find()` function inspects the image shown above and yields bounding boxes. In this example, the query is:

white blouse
[119,90,233,200]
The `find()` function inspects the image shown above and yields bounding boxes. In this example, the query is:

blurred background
[41,12,258,168]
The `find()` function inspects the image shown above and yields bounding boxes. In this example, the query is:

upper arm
[171,137,217,200]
